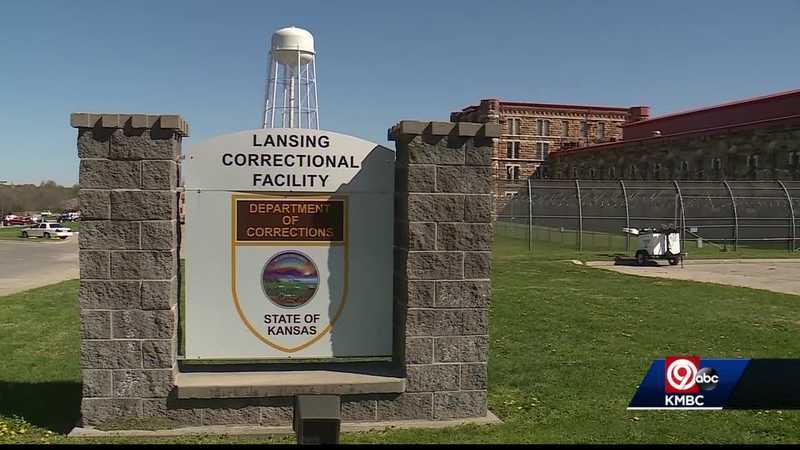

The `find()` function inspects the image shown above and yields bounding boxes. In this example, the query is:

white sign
[183,129,394,360]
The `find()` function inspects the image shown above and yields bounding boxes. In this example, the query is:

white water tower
[262,26,319,129]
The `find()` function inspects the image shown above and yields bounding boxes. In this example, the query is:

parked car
[3,216,33,226]
[59,211,81,222]
[20,222,74,239]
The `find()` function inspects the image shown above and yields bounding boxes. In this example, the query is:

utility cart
[622,226,682,266]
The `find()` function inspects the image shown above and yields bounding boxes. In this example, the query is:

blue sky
[1,0,798,185]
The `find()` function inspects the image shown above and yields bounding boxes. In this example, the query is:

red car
[3,216,33,226]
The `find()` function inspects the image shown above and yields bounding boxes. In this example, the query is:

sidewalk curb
[67,412,503,438]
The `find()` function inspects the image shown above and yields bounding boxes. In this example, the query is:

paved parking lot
[585,259,800,296]
[0,237,78,296]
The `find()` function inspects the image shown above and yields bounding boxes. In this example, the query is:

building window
[589,168,597,179]
[534,142,550,160]
[508,118,521,135]
[506,141,520,159]
[712,158,722,178]
[562,120,569,137]
[597,122,605,140]
[608,166,616,179]
[789,151,799,168]
[581,122,589,138]
[504,191,517,198]
[572,167,579,179]
[654,163,663,180]
[747,154,759,170]
[627,165,637,179]
[536,119,550,136]
[680,160,689,179]
[747,154,759,180]
[505,165,520,181]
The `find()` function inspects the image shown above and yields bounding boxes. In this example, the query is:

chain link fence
[496,180,800,255]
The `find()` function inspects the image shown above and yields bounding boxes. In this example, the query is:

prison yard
[495,221,800,261]
[2,232,799,444]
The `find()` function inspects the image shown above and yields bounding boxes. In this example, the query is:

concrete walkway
[583,258,800,296]
[68,412,502,438]
[0,237,79,296]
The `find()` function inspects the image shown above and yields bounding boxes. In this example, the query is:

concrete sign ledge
[67,412,503,439]
[175,370,406,398]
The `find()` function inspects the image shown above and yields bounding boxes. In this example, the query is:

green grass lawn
[2,234,800,443]
[0,226,25,240]
[0,280,81,441]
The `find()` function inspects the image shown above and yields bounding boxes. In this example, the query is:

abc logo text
[664,356,719,407]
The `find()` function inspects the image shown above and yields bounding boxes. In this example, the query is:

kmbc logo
[665,356,719,394]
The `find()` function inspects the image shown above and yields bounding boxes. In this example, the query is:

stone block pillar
[71,113,189,426]
[388,120,499,420]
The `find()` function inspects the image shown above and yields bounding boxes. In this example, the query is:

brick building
[547,89,800,182]
[450,99,649,210]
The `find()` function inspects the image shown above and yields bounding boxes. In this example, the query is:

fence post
[620,179,630,252]
[722,180,739,251]
[575,178,583,252]
[777,180,796,252]
[528,178,533,252]
[672,180,686,265]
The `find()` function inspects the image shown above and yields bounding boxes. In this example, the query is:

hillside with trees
[0,181,79,215]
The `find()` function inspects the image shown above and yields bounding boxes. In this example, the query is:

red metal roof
[623,88,800,139]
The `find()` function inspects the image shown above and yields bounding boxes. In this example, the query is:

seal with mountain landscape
[261,250,320,308]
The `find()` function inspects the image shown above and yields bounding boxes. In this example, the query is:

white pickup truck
[20,222,74,239]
